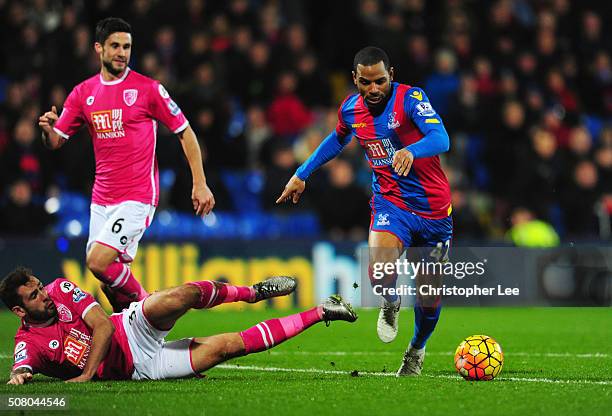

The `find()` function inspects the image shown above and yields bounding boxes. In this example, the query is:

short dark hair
[95,17,132,45]
[353,46,390,71]
[0,267,33,309]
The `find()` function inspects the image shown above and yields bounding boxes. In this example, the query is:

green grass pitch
[0,307,610,415]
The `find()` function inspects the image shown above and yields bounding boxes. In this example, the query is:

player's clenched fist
[38,105,59,132]
[276,175,306,204]
[392,148,414,177]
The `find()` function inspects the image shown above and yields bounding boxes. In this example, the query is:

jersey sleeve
[51,279,99,320]
[54,86,85,139]
[12,338,44,374]
[403,87,450,158]
[335,99,352,138]
[148,82,189,134]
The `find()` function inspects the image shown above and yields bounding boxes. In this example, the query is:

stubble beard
[102,58,124,77]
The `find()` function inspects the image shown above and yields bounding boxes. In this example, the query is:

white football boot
[396,344,426,376]
[376,298,400,343]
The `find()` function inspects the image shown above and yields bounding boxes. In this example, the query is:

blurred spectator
[154,26,178,82]
[128,0,156,55]
[227,0,256,28]
[0,118,53,197]
[562,160,601,238]
[542,107,571,148]
[179,31,212,79]
[512,128,561,219]
[473,57,497,99]
[296,52,332,108]
[515,50,539,89]
[578,11,605,62]
[398,34,432,86]
[311,159,370,241]
[267,71,313,138]
[226,25,253,97]
[507,207,560,247]
[424,49,460,116]
[582,51,612,116]
[0,179,55,236]
[561,125,593,176]
[244,41,275,105]
[447,73,485,135]
[245,105,272,169]
[262,140,302,211]
[276,23,309,70]
[546,68,578,113]
[486,100,527,197]
[189,62,223,107]
[594,145,612,193]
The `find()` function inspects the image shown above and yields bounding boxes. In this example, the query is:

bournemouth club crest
[123,89,138,107]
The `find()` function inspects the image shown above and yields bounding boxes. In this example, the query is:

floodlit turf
[0,307,611,415]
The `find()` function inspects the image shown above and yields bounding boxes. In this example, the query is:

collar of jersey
[99,67,131,86]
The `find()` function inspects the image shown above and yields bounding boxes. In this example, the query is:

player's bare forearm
[7,367,33,385]
[40,131,67,150]
[177,126,207,186]
[67,306,114,382]
[177,126,215,215]
[67,323,113,382]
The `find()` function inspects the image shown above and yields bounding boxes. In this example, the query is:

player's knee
[86,255,109,276]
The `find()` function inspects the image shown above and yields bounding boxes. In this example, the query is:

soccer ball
[454,335,504,381]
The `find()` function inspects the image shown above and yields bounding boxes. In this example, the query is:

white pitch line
[268,351,610,358]
[0,352,608,385]
[3,351,605,359]
[216,364,612,385]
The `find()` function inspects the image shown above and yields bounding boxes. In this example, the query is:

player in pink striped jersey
[2,267,356,384]
[37,18,215,311]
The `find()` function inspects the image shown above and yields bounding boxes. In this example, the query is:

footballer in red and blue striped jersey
[279,47,452,375]
[337,83,452,244]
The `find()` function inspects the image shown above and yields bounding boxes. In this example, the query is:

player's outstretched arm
[276,130,350,205]
[276,175,306,204]
[38,106,67,150]
[177,126,215,216]
[7,367,33,385]
[65,305,114,383]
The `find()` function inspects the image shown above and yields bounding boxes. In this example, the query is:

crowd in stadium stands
[0,0,610,242]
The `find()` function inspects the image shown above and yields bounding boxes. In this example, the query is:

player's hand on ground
[65,374,92,383]
[276,175,306,204]
[7,373,32,385]
[392,148,414,176]
[38,105,59,134]
[192,182,215,216]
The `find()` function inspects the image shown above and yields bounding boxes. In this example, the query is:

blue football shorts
[370,196,453,260]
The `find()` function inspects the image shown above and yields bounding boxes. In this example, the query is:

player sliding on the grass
[0,267,357,384]
[277,46,452,376]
